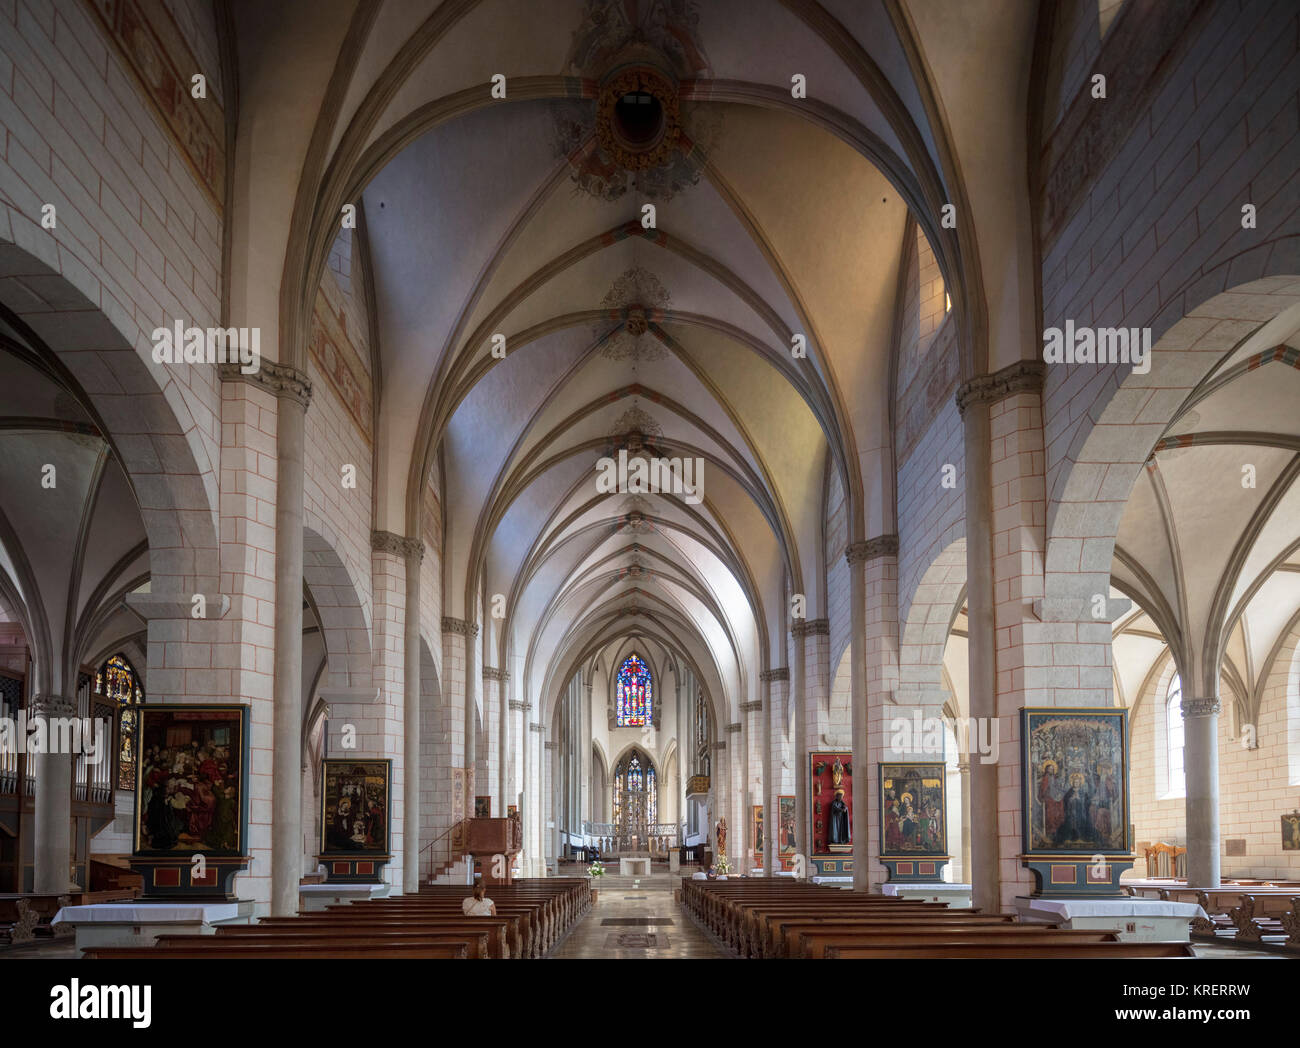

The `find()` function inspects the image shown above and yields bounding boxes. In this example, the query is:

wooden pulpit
[466,814,523,885]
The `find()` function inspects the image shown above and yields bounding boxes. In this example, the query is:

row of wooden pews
[83,878,590,960]
[684,878,1195,959]
[1127,881,1300,947]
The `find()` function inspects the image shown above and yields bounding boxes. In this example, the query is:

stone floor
[548,874,726,959]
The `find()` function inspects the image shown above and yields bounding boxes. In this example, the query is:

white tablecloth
[53,902,243,925]
[1018,898,1206,919]
[881,882,969,895]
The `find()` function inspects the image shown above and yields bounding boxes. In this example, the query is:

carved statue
[828,789,851,845]
[716,816,727,856]
[831,756,845,789]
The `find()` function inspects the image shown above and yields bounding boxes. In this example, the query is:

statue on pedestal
[828,789,851,845]
[715,816,727,858]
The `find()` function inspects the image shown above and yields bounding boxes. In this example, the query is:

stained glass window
[96,654,144,790]
[614,750,657,835]
[616,653,651,727]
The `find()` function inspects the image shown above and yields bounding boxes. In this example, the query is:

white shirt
[462,897,494,915]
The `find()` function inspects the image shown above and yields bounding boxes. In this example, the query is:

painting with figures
[1022,708,1129,854]
[135,706,247,855]
[880,763,946,856]
[322,759,392,855]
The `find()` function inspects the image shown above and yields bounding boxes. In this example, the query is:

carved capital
[759,667,789,683]
[370,530,424,562]
[441,617,480,638]
[955,359,1045,416]
[529,723,545,734]
[726,722,741,734]
[219,359,313,407]
[712,740,727,751]
[845,535,898,565]
[1181,697,1221,718]
[739,700,762,713]
[792,618,830,638]
[509,700,532,713]
[29,694,77,717]
[544,742,557,751]
[482,667,510,683]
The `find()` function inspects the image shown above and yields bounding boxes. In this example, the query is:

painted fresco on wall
[321,759,391,854]
[134,706,247,855]
[1022,708,1129,854]
[879,762,946,856]
[752,804,764,857]
[810,752,853,856]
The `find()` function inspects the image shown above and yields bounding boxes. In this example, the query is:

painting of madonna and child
[135,706,247,854]
[322,759,392,855]
[1022,708,1129,854]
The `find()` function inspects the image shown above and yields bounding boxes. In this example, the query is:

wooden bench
[821,941,1194,959]
[159,929,493,958]
[85,942,469,959]
[792,927,1117,959]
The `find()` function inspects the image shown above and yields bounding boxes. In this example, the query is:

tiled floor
[548,874,726,959]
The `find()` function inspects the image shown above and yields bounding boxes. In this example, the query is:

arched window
[1166,673,1185,797]
[613,750,657,834]
[616,653,652,727]
[96,654,144,791]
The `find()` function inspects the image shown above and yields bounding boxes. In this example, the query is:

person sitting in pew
[462,882,497,917]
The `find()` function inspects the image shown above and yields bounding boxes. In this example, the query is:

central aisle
[548,874,726,958]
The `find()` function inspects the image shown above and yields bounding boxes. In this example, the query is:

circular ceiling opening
[614,91,665,148]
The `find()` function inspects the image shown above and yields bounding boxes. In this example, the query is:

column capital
[529,722,545,734]
[441,617,480,637]
[955,359,1045,416]
[219,359,313,407]
[726,722,741,733]
[712,740,727,750]
[482,667,510,682]
[759,667,789,683]
[509,700,532,712]
[29,694,77,717]
[370,530,424,562]
[791,618,829,637]
[544,741,557,750]
[1181,697,1221,718]
[740,700,763,713]
[845,535,898,564]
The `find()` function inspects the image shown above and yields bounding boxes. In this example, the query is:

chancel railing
[582,821,679,853]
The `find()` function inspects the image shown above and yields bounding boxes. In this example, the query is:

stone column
[397,536,424,893]
[959,387,1000,914]
[793,620,828,877]
[580,682,592,830]
[846,538,899,891]
[528,720,545,876]
[712,738,728,865]
[482,668,507,815]
[545,740,558,869]
[1182,695,1221,888]
[267,362,311,916]
[790,627,807,877]
[958,757,972,884]
[32,694,75,893]
[761,668,789,875]
[740,699,760,872]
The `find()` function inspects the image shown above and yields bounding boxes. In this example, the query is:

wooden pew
[762,913,1020,959]
[158,929,493,958]
[791,927,1117,959]
[85,942,469,959]
[821,941,1194,959]
[257,914,517,959]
